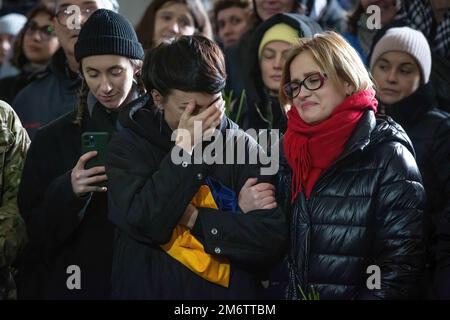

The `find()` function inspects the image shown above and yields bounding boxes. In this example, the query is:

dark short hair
[135,0,213,51]
[142,35,226,96]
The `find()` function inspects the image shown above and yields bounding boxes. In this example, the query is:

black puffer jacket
[279,110,426,300]
[106,100,287,299]
[381,83,450,299]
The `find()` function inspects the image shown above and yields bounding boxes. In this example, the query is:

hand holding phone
[81,132,109,169]
[71,132,110,196]
[71,151,108,196]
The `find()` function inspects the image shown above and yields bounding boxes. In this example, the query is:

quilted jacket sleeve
[357,141,426,299]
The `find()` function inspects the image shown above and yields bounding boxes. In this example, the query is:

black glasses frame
[283,72,327,99]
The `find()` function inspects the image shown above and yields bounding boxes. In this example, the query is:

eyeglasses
[55,6,97,26]
[25,21,54,41]
[283,72,327,99]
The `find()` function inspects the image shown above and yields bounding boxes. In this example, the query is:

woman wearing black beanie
[17,9,146,299]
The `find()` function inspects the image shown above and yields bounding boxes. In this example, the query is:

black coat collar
[331,109,414,168]
[383,82,436,130]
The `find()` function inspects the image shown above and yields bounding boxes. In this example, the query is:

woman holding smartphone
[16,9,145,299]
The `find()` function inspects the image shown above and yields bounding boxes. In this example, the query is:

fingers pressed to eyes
[194,103,219,120]
[185,101,196,113]
[198,96,225,116]
[202,111,222,130]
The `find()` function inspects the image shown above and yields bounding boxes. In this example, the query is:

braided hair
[73,59,145,126]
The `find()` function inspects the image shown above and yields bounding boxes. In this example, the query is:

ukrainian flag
[160,178,238,288]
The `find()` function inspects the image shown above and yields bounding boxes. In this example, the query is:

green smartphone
[81,132,110,187]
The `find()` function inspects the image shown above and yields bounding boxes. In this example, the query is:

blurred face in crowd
[217,6,250,48]
[154,89,223,130]
[288,51,349,124]
[0,33,13,65]
[429,0,450,22]
[153,1,196,47]
[23,12,60,65]
[53,0,113,60]
[255,0,295,21]
[82,55,140,109]
[260,40,292,94]
[372,51,421,105]
[361,0,400,25]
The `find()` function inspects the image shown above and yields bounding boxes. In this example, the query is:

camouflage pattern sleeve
[0,100,30,270]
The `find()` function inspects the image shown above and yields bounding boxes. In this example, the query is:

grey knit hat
[370,27,432,83]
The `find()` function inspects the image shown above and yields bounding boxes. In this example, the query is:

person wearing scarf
[277,31,426,299]
[370,26,450,299]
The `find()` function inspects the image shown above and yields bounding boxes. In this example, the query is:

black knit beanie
[75,9,144,62]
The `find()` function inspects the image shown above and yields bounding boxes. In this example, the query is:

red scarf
[284,89,378,202]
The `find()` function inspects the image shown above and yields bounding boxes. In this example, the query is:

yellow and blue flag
[160,177,238,287]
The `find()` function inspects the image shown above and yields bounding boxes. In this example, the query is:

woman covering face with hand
[106,35,287,299]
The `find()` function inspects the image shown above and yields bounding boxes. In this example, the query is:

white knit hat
[0,13,27,36]
[370,27,432,83]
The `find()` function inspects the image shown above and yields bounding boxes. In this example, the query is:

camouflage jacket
[0,100,30,299]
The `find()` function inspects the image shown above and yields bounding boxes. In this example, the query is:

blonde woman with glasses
[249,31,426,299]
